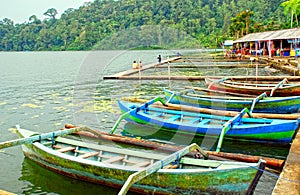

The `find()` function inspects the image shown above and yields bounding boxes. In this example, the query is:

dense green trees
[0,0,291,51]
[281,0,300,28]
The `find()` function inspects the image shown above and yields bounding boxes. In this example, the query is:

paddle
[270,78,288,96]
[110,97,167,134]
[216,108,252,152]
[118,143,208,195]
[249,92,267,113]
[0,125,87,150]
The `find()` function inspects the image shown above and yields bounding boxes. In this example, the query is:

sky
[0,0,94,24]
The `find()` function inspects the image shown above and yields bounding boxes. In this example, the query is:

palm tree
[281,0,300,28]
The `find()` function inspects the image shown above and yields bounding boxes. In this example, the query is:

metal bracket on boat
[216,108,251,152]
[270,78,288,97]
[110,97,167,134]
[250,92,267,113]
[165,89,194,104]
[207,77,229,89]
[118,143,208,195]
[179,89,195,95]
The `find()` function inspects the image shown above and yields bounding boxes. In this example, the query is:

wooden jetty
[104,56,181,79]
[272,130,300,194]
[0,190,15,195]
[103,54,300,81]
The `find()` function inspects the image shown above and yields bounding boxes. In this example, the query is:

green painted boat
[164,88,300,114]
[17,126,265,195]
[205,77,300,96]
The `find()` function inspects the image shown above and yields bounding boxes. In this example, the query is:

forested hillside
[0,0,289,51]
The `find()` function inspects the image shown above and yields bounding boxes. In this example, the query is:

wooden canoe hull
[118,100,300,143]
[17,128,263,194]
[164,89,300,114]
[205,78,300,96]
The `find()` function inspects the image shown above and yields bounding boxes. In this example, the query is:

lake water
[0,50,289,194]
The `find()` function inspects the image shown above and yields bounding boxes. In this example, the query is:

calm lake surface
[0,50,290,194]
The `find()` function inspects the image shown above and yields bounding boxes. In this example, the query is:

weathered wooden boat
[164,88,300,114]
[117,99,300,145]
[15,126,265,195]
[205,77,300,96]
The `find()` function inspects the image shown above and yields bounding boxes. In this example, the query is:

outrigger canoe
[164,88,300,114]
[15,126,265,195]
[117,99,300,144]
[205,77,300,96]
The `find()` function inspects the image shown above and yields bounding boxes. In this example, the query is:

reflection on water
[0,50,291,194]
[20,158,138,195]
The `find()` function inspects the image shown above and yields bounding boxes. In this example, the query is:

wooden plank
[132,161,151,168]
[55,137,166,160]
[103,75,300,81]
[103,156,124,163]
[122,159,140,165]
[199,119,211,125]
[168,115,181,121]
[106,56,181,78]
[118,143,207,195]
[272,130,300,194]
[189,118,200,124]
[78,151,99,159]
[180,157,221,168]
[0,190,15,195]
[57,146,76,153]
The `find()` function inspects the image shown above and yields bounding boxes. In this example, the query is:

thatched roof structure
[233,28,300,43]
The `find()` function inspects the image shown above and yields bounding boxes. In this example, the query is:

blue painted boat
[118,99,300,144]
[164,88,300,114]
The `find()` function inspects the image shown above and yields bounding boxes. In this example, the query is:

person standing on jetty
[132,60,138,69]
[157,55,162,64]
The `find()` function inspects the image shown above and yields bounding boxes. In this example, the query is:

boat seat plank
[189,118,200,124]
[132,161,151,167]
[55,137,166,160]
[103,156,124,163]
[56,146,76,153]
[122,159,141,165]
[180,157,221,168]
[98,154,112,159]
[163,164,179,169]
[199,119,211,125]
[79,151,99,159]
[153,112,164,118]
[168,115,181,121]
